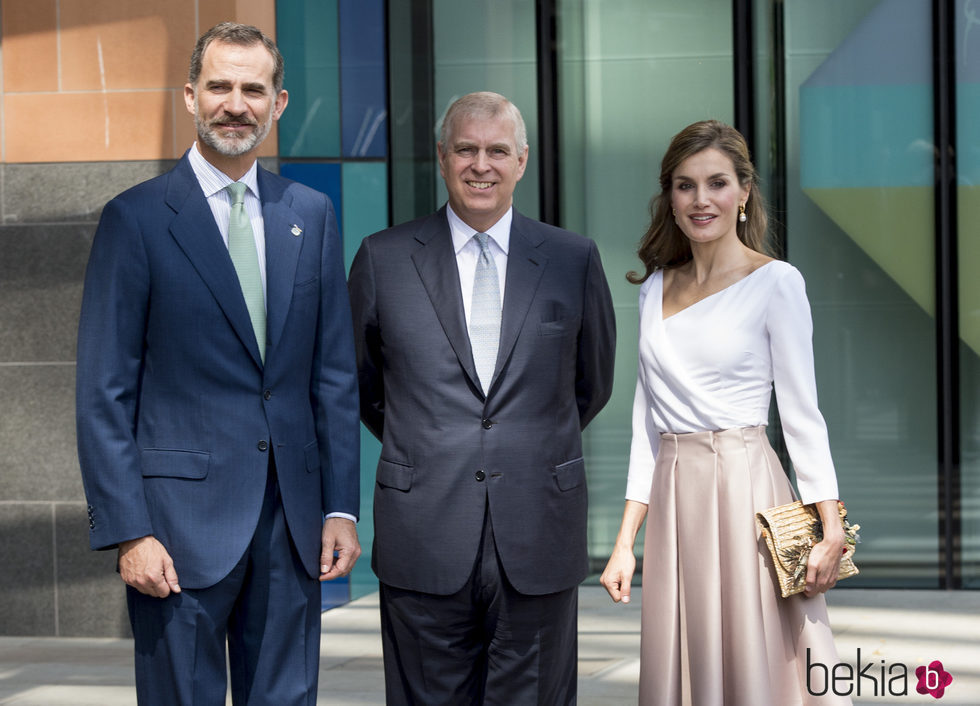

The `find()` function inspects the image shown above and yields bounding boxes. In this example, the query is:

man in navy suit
[76,23,360,705]
[348,92,616,704]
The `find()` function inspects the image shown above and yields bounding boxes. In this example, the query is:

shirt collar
[188,142,260,200]
[447,204,512,255]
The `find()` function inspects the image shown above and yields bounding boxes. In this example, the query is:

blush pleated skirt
[639,426,852,706]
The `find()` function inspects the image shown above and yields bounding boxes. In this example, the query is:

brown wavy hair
[627,120,770,284]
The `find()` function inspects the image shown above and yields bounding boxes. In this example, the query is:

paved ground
[1,587,978,704]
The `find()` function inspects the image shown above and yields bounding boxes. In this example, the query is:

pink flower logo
[915,660,953,699]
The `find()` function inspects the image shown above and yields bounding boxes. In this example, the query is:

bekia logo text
[807,649,954,698]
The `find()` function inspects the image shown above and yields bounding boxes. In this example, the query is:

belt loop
[708,429,716,453]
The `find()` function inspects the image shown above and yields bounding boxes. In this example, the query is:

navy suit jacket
[76,153,360,589]
[348,207,615,596]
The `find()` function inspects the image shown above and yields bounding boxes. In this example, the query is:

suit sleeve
[312,196,362,518]
[347,237,385,441]
[576,240,617,429]
[75,197,155,550]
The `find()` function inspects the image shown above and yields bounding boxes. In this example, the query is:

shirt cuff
[325,512,358,523]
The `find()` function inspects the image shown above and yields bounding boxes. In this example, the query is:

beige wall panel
[199,0,276,39]
[5,90,179,162]
[59,0,197,90]
[2,0,59,92]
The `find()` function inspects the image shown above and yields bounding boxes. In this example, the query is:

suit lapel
[492,211,547,393]
[411,209,481,392]
[165,156,264,368]
[258,168,303,358]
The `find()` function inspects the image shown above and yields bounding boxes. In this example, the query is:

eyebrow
[673,172,731,181]
[205,79,268,92]
[454,140,512,151]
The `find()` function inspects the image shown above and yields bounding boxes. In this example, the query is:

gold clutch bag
[755,500,860,598]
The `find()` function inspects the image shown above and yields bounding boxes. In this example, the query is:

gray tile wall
[0,160,176,637]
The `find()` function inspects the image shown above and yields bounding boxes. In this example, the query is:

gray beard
[196,114,272,157]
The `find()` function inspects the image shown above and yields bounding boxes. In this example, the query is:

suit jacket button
[481,419,492,429]
[263,389,272,400]
[257,440,269,451]
[475,469,486,482]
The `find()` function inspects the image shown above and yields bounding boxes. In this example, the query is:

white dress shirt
[188,143,268,306]
[447,204,510,325]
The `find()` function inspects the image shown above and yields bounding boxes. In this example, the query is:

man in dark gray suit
[348,91,615,704]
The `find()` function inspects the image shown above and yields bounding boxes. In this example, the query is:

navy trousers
[379,508,579,705]
[127,462,321,706]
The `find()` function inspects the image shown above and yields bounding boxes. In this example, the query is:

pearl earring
[738,204,747,223]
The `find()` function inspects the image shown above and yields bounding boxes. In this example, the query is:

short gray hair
[188,22,284,93]
[439,92,528,151]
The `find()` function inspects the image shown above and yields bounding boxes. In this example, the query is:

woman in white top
[600,120,851,705]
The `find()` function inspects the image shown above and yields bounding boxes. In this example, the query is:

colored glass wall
[276,0,388,602]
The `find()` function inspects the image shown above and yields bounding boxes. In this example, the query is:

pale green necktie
[226,182,266,362]
[469,233,501,393]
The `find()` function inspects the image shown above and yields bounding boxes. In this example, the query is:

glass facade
[276,0,388,602]
[282,0,976,596]
[958,2,980,588]
[556,0,734,566]
[767,0,939,586]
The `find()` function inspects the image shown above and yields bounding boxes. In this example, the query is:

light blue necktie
[226,182,266,362]
[469,233,501,393]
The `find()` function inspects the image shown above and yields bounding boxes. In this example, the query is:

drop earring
[738,204,747,223]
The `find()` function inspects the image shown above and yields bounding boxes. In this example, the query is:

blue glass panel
[339,0,388,157]
[276,0,342,157]
[280,162,344,236]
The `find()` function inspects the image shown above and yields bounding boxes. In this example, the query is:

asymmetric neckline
[661,260,776,321]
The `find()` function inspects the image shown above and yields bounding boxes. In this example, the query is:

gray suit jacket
[348,207,615,596]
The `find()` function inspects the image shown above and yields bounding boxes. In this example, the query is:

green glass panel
[557,0,734,568]
[432,0,539,218]
[342,162,388,598]
[276,0,341,157]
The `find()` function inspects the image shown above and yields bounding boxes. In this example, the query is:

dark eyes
[676,180,728,190]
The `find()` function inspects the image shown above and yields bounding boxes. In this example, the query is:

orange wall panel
[59,1,198,90]
[2,0,59,92]
[5,91,180,162]
[1,0,280,163]
[199,0,276,39]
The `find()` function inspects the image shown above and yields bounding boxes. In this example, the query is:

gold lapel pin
[291,225,303,236]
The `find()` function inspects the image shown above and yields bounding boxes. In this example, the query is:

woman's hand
[804,499,846,598]
[600,545,637,603]
[600,500,648,604]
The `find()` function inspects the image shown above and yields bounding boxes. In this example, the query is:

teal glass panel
[557,0,734,570]
[276,0,341,157]
[341,162,389,270]
[432,0,539,218]
[779,0,937,586]
[342,162,388,598]
[957,2,980,588]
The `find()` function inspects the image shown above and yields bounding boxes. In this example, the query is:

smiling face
[437,112,528,233]
[184,40,287,170]
[670,147,750,247]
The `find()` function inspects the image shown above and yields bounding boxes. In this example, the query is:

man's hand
[319,518,361,581]
[118,536,180,598]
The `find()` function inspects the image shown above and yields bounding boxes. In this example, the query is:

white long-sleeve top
[625,260,840,506]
